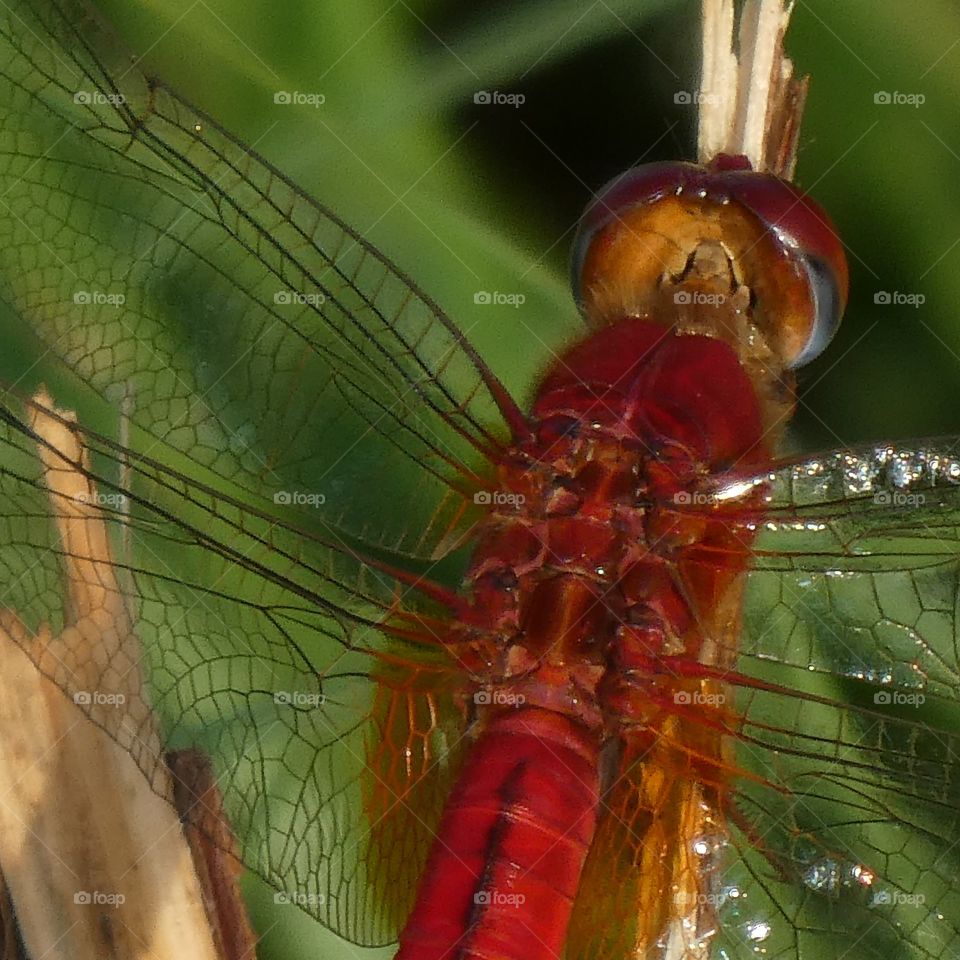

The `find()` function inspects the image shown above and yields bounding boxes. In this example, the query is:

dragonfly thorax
[462,317,771,734]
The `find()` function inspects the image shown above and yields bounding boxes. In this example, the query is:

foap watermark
[274,490,326,507]
[874,90,925,108]
[874,690,925,708]
[74,890,125,907]
[674,90,723,106]
[474,689,525,707]
[872,890,925,907]
[74,491,128,508]
[873,490,925,508]
[274,90,326,108]
[674,890,728,907]
[474,490,525,508]
[674,290,726,306]
[473,90,525,108]
[73,690,126,707]
[674,690,726,706]
[74,90,126,106]
[874,291,925,308]
[274,891,326,907]
[274,690,325,708]
[673,490,716,507]
[473,889,525,907]
[73,290,125,307]
[274,290,326,307]
[474,290,525,308]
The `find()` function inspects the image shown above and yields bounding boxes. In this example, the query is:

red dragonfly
[0,2,958,959]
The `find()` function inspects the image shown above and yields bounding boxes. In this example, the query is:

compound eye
[727,174,849,367]
[570,162,702,308]
[788,254,845,367]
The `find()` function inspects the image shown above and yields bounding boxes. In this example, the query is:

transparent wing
[0,0,509,946]
[651,440,960,960]
[0,386,476,947]
[560,441,960,960]
[0,0,525,564]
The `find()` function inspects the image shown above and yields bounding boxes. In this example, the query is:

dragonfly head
[570,159,848,378]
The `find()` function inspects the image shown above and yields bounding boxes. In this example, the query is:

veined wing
[0,0,522,945]
[0,385,475,948]
[0,0,527,564]
[733,437,960,697]
[557,440,960,960]
[637,439,960,959]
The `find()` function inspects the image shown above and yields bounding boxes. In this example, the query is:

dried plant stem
[0,390,221,960]
[698,0,808,178]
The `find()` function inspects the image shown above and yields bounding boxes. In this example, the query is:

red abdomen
[396,708,600,960]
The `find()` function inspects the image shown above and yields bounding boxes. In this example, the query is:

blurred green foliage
[51,0,960,956]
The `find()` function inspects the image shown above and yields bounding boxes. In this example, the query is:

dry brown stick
[698,0,808,178]
[0,389,225,960]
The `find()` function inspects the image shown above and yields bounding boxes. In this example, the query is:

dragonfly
[0,1,959,959]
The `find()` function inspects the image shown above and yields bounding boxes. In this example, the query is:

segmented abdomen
[396,707,600,960]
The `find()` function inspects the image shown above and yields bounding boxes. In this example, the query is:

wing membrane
[0,0,522,563]
[735,440,960,696]
[629,440,960,959]
[0,389,473,946]
[0,0,502,944]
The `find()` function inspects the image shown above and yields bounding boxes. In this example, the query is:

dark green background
[79,1,960,956]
